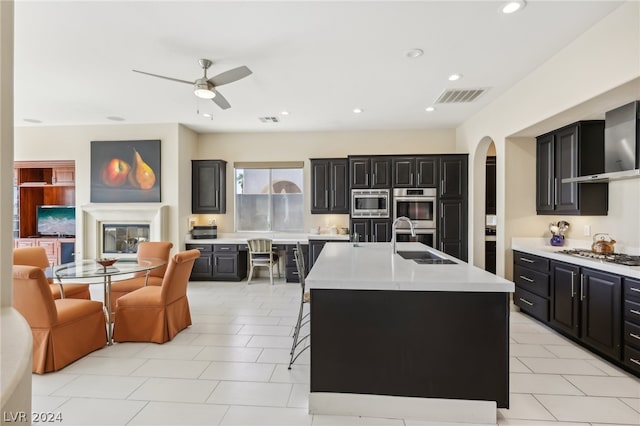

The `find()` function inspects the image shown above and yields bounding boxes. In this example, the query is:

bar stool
[289,241,310,369]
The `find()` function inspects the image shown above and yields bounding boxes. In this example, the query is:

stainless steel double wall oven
[392,188,437,247]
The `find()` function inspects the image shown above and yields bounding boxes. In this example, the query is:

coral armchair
[113,249,199,344]
[109,241,173,311]
[12,265,107,374]
[13,246,91,300]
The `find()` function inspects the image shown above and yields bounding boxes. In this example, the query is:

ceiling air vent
[435,88,488,104]
[258,116,280,123]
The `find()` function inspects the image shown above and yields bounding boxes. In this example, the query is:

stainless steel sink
[397,250,456,264]
[413,258,456,264]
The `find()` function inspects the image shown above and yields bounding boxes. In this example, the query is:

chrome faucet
[392,216,416,254]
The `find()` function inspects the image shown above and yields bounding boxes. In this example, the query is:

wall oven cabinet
[393,188,436,229]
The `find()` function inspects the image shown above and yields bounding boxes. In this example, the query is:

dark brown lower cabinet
[186,243,247,281]
[550,261,580,337]
[515,252,632,377]
[549,260,622,360]
[350,219,392,243]
[580,268,621,359]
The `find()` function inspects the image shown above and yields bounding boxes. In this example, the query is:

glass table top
[54,258,166,281]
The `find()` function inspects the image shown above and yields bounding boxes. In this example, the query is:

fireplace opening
[103,224,150,254]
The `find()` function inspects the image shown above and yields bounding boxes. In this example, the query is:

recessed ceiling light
[353,108,363,114]
[23,118,42,123]
[405,48,424,59]
[202,113,213,118]
[448,74,462,81]
[280,111,289,116]
[501,0,526,14]
[106,116,125,121]
[425,107,436,112]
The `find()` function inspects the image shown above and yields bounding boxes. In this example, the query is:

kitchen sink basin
[397,250,439,260]
[413,258,457,264]
[396,251,456,264]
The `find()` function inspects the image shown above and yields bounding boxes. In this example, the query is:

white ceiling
[13,1,623,134]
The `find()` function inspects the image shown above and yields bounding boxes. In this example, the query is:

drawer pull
[219,247,230,251]
[519,275,534,283]
[630,333,640,341]
[631,287,640,293]
[630,309,640,316]
[630,358,640,366]
[519,298,534,306]
[519,257,535,263]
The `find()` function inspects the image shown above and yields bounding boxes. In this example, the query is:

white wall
[195,129,456,232]
[457,1,640,278]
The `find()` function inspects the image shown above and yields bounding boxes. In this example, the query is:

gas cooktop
[559,249,640,266]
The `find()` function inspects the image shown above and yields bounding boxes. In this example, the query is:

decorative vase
[550,234,565,247]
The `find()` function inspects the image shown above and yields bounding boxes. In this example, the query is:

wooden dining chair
[13,246,91,300]
[12,265,107,373]
[247,238,281,285]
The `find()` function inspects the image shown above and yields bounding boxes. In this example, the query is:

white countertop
[305,242,514,292]
[185,232,349,245]
[512,237,640,280]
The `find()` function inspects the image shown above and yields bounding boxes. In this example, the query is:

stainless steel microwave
[351,189,390,218]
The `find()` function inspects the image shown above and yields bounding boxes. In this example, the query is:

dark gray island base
[310,289,510,408]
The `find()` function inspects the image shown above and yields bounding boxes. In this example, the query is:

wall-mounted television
[36,205,76,237]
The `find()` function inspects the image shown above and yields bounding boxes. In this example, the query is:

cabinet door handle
[519,298,534,306]
[365,174,369,186]
[580,274,586,301]
[571,271,576,297]
[630,287,640,293]
[410,173,414,186]
[519,257,535,263]
[372,173,376,187]
[325,189,329,205]
[219,247,230,251]
[631,358,640,366]
[630,309,640,316]
[519,275,534,283]
[440,179,444,195]
[417,172,421,185]
[554,178,558,206]
[630,333,640,341]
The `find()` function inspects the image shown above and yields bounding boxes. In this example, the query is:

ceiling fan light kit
[194,80,216,99]
[133,58,252,110]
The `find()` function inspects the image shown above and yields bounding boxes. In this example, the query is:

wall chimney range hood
[564,100,640,183]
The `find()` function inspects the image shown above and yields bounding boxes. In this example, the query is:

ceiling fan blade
[212,91,231,110]
[132,69,194,85]
[209,66,252,87]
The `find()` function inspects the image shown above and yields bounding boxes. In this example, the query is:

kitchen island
[305,242,514,425]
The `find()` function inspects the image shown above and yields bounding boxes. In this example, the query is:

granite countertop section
[185,232,349,245]
[512,237,640,279]
[305,242,514,292]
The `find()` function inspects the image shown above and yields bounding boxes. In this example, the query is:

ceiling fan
[132,59,252,110]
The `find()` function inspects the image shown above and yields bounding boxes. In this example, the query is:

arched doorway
[471,137,496,271]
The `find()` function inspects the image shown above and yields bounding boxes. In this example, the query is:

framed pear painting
[90,140,161,202]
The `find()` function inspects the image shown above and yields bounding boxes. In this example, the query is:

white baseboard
[309,392,497,425]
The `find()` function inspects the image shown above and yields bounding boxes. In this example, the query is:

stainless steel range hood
[564,101,640,183]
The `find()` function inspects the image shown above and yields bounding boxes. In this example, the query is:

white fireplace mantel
[81,203,168,259]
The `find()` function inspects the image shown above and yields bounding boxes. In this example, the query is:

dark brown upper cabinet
[192,160,227,214]
[536,121,608,215]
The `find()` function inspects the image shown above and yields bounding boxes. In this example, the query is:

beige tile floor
[31,279,640,426]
